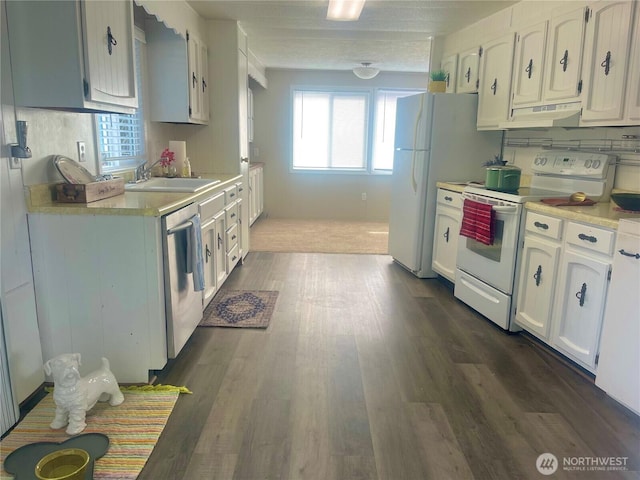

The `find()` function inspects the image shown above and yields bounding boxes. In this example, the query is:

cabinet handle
[217,233,222,249]
[600,51,611,76]
[107,26,117,55]
[533,265,542,287]
[559,49,568,72]
[575,282,587,307]
[490,78,497,95]
[578,233,597,243]
[444,196,453,202]
[465,67,471,83]
[619,249,640,259]
[231,213,236,219]
[192,72,198,88]
[525,59,533,79]
[444,226,450,242]
[205,245,211,263]
[533,221,549,230]
[232,234,237,241]
[202,78,207,92]
[445,72,450,87]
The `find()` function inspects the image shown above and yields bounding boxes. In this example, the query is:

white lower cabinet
[432,188,462,283]
[516,236,561,339]
[516,210,613,372]
[249,165,264,226]
[551,250,610,369]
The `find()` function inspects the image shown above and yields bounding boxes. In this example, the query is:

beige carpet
[249,218,389,254]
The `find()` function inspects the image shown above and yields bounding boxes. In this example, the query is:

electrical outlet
[77,141,86,162]
[361,192,367,201]
[9,156,21,170]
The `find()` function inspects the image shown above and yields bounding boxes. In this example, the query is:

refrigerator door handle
[410,95,425,193]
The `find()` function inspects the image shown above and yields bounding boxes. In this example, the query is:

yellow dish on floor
[35,448,90,480]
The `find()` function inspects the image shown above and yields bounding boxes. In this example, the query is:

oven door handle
[492,206,518,214]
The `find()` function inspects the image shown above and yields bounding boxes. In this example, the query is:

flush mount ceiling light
[353,62,380,80]
[327,0,366,21]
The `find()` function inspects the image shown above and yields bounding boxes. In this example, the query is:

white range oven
[454,151,616,331]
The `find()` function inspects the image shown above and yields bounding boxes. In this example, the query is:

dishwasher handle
[167,220,193,235]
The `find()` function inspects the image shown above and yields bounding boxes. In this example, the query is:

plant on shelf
[428,69,448,93]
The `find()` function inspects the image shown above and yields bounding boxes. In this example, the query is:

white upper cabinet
[543,7,588,103]
[625,2,640,123]
[477,33,516,129]
[456,47,480,93]
[580,0,635,124]
[512,21,548,106]
[440,54,458,93]
[7,0,137,114]
[146,21,209,125]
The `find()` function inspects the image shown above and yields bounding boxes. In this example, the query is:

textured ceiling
[187,0,515,73]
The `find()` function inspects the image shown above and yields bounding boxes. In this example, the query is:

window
[96,36,145,173]
[291,87,424,174]
[293,90,369,171]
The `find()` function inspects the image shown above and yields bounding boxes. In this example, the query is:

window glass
[292,90,368,171]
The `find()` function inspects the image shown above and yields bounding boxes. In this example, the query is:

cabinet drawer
[226,244,240,272]
[565,222,615,256]
[224,185,238,204]
[236,181,245,199]
[226,223,239,252]
[199,192,225,221]
[525,212,563,240]
[225,202,239,226]
[437,189,462,209]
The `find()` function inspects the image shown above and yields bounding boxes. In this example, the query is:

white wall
[252,69,428,221]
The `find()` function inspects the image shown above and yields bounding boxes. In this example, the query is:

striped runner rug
[1,387,184,479]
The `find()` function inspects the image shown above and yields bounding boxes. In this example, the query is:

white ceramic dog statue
[44,353,124,435]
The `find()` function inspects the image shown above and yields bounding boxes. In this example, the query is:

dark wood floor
[139,252,640,480]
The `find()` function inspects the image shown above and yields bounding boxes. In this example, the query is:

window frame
[289,86,425,175]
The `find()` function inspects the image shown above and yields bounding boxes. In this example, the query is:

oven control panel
[532,151,615,178]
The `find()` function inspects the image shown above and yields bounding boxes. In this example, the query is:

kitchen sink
[125,177,220,193]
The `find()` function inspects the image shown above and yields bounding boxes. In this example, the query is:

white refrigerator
[388,93,503,277]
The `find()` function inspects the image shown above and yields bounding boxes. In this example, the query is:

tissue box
[55,178,125,203]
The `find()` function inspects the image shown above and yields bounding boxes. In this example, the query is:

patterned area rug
[0,387,183,480]
[199,290,278,328]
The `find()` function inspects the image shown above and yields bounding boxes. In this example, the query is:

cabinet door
[551,250,610,370]
[624,3,640,123]
[441,54,458,93]
[82,0,137,109]
[477,33,515,129]
[249,169,257,225]
[214,212,227,287]
[515,236,561,339]
[512,22,548,106]
[257,167,264,216]
[432,205,460,282]
[188,33,202,121]
[200,41,210,122]
[456,48,480,93]
[543,7,587,103]
[580,1,634,123]
[201,217,218,307]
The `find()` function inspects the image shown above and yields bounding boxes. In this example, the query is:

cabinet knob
[107,26,117,55]
[533,265,542,287]
[575,282,587,307]
[600,51,611,76]
[533,221,549,230]
[559,50,569,72]
[444,196,453,202]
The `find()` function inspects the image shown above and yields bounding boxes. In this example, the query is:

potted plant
[429,69,448,93]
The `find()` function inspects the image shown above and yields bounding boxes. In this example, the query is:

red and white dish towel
[460,199,495,245]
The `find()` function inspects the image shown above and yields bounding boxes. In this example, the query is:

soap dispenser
[182,157,191,178]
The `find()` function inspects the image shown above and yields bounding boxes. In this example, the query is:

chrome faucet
[134,158,163,182]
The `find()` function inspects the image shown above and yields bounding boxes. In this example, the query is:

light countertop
[26,174,242,217]
[524,200,640,229]
[436,181,468,194]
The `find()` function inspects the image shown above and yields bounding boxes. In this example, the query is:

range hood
[499,102,582,129]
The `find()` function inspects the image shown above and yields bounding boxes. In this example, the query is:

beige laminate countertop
[525,200,640,229]
[26,174,242,217]
[436,181,469,194]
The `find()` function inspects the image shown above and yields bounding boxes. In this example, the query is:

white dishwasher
[162,203,203,358]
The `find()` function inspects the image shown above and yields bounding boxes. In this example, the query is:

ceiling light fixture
[327,0,366,21]
[353,62,380,80]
